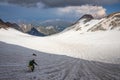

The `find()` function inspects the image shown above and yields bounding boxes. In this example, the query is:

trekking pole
[37,65,40,71]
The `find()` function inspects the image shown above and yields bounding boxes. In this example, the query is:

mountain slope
[19,24,33,32]
[27,27,46,36]
[37,26,58,35]
[65,12,120,33]
[88,12,120,31]
[0,41,120,80]
[19,23,58,35]
[0,28,120,64]
[39,20,72,31]
[0,19,21,31]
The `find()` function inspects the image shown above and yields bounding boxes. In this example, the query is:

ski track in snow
[0,28,120,80]
[0,42,120,80]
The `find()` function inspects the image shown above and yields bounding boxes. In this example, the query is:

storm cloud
[57,5,106,18]
[0,0,120,8]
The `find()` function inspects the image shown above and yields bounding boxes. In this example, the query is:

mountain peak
[27,27,46,36]
[76,14,94,24]
[80,14,94,20]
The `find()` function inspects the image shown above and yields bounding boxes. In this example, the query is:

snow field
[0,28,120,80]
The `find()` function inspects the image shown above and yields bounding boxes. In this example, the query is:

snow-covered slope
[0,28,120,80]
[89,12,120,31]
[65,12,120,33]
[1,41,120,80]
[0,28,120,64]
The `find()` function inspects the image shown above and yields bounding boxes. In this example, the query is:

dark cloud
[0,0,120,8]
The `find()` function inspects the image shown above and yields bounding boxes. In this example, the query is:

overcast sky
[0,0,120,23]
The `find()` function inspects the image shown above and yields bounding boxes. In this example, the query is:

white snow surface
[64,18,105,33]
[0,28,120,63]
[0,28,120,80]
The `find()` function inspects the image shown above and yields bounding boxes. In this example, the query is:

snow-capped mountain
[0,20,46,36]
[19,23,58,35]
[39,20,72,31]
[27,27,46,36]
[37,26,58,35]
[0,19,72,36]
[89,12,120,31]
[78,14,94,23]
[65,12,120,33]
[0,19,21,31]
[19,24,33,32]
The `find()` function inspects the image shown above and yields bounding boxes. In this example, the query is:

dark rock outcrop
[27,27,46,36]
[0,19,21,31]
[79,14,94,23]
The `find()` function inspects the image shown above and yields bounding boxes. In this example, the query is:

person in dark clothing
[28,59,38,72]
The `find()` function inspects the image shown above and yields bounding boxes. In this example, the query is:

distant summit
[0,19,46,36]
[79,14,94,23]
[0,19,9,29]
[27,27,46,36]
[80,14,94,20]
[39,20,72,31]
[71,14,94,26]
[0,19,21,30]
